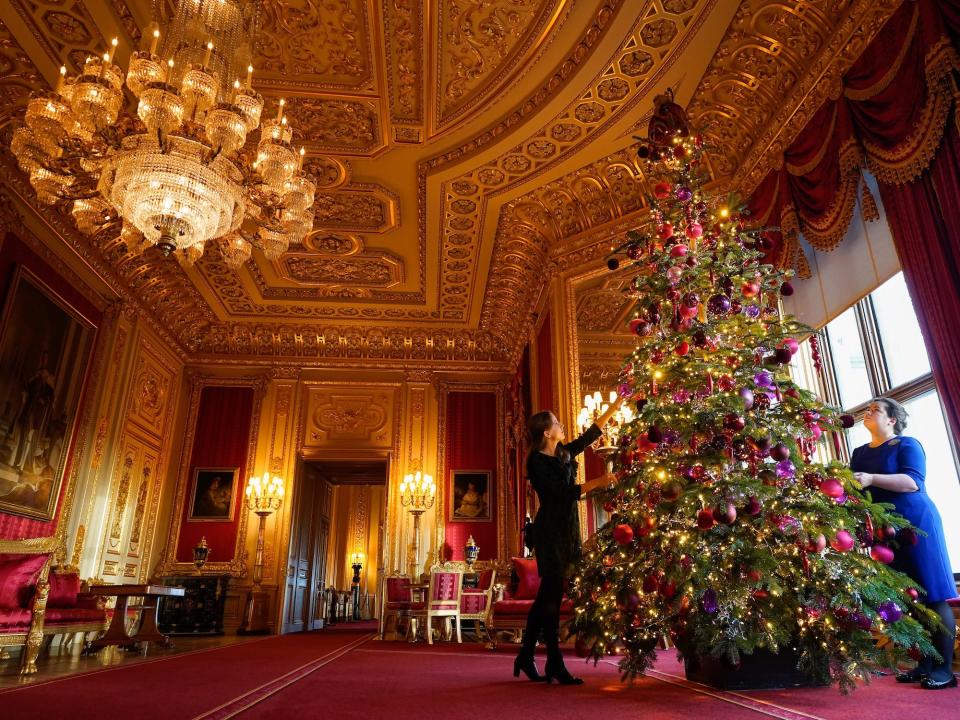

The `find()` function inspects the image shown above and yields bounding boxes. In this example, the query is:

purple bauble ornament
[676,187,693,202]
[754,370,773,387]
[701,588,718,614]
[745,304,761,318]
[739,387,755,410]
[775,459,796,479]
[707,294,731,316]
[877,600,902,623]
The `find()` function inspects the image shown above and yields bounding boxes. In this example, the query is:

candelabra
[239,471,284,634]
[350,552,363,621]
[192,536,211,575]
[399,471,435,580]
[577,390,635,465]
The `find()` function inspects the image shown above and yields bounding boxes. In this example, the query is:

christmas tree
[569,91,940,693]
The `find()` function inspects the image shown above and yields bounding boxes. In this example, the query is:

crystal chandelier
[10,0,315,268]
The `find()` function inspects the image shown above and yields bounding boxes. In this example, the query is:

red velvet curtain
[175,386,255,562]
[879,122,960,440]
[444,391,498,560]
[747,0,960,438]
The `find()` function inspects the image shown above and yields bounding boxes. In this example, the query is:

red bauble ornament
[770,443,790,461]
[659,580,677,599]
[870,544,895,564]
[658,222,674,240]
[831,530,855,552]
[742,281,760,298]
[670,244,688,257]
[642,574,660,594]
[723,413,746,432]
[746,569,762,582]
[744,496,762,516]
[780,281,795,296]
[819,478,845,498]
[613,523,634,545]
[713,502,737,524]
[807,533,827,552]
[679,304,698,319]
[653,182,672,199]
[906,587,919,601]
[696,509,715,530]
[675,341,690,356]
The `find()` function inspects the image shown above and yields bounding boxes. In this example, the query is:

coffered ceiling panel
[0,0,903,368]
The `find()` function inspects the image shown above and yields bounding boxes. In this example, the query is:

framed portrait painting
[449,470,491,522]
[188,467,238,521]
[0,266,96,520]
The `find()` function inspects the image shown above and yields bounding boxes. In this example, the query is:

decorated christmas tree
[569,91,939,693]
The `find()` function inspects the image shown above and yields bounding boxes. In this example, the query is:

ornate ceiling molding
[686,0,902,193]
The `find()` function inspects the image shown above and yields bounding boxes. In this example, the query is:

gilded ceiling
[0,0,902,369]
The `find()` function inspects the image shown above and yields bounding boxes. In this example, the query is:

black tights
[520,574,565,666]
[920,600,956,681]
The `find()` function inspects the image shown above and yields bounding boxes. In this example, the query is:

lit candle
[297,146,305,171]
[245,64,253,89]
[107,37,118,63]
[276,97,285,122]
[55,65,66,94]
[150,28,160,55]
[232,78,240,103]
[166,57,174,82]
[203,41,213,67]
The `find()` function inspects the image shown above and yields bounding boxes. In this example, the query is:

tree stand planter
[683,646,826,690]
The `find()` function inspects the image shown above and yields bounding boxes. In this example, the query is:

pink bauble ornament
[831,530,855,552]
[666,266,683,284]
[685,223,703,239]
[670,244,688,258]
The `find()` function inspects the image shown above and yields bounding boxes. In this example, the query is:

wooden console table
[88,584,186,649]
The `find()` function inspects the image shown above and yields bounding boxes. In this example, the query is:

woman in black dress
[515,398,624,685]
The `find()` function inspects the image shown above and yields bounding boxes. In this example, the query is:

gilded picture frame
[449,469,491,522]
[0,266,96,520]
[188,467,239,521]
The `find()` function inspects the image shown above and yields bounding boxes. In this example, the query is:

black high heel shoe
[920,674,957,690]
[544,662,583,685]
[513,654,546,681]
[895,668,927,683]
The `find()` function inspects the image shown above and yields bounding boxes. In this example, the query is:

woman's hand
[595,394,626,428]
[582,472,616,496]
[853,471,873,488]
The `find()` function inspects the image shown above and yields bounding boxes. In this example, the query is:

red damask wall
[175,386,255,563]
[443,391,498,560]
[0,233,102,540]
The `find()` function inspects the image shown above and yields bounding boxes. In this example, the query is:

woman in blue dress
[850,397,957,689]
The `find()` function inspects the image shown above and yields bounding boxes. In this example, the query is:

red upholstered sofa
[486,557,573,648]
[0,537,108,674]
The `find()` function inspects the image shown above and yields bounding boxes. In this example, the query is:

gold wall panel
[303,386,396,449]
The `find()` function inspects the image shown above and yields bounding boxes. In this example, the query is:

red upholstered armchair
[486,557,573,649]
[409,568,463,644]
[380,575,413,639]
[0,537,108,674]
[459,568,496,642]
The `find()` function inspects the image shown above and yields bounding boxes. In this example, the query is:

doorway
[281,458,387,633]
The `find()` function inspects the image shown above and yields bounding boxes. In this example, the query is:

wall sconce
[192,536,211,574]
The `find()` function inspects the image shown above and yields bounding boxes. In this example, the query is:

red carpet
[0,625,375,720]
[4,628,957,719]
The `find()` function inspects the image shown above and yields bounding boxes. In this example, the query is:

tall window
[807,273,960,574]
